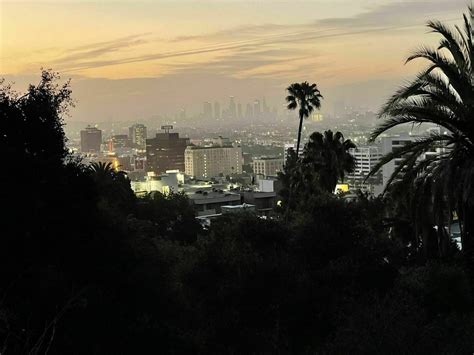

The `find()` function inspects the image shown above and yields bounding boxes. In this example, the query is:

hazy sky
[0,0,469,122]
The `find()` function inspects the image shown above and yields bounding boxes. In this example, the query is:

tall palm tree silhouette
[368,7,474,264]
[286,82,323,157]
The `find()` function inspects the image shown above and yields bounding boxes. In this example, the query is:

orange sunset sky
[0,0,469,122]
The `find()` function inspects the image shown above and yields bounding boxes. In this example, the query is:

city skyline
[1,0,468,123]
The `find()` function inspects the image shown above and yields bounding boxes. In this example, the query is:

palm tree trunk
[296,114,304,157]
[285,114,304,221]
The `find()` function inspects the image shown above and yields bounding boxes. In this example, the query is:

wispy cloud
[44,0,466,80]
[50,24,438,73]
[55,33,153,63]
[318,0,465,28]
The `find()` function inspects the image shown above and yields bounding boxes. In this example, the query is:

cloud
[43,0,467,80]
[51,24,419,73]
[168,0,466,43]
[55,34,152,63]
[319,0,465,28]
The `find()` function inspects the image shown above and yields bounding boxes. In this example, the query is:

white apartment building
[185,145,243,180]
[348,146,383,179]
[380,134,418,189]
[253,157,284,177]
[347,145,383,195]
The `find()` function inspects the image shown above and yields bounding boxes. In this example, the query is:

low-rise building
[130,171,180,195]
[252,157,284,177]
[241,190,277,215]
[222,204,256,214]
[187,190,241,216]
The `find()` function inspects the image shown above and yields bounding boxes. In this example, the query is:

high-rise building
[262,97,269,114]
[253,157,284,177]
[185,143,243,180]
[245,103,253,118]
[109,134,130,152]
[80,126,102,153]
[237,103,242,119]
[229,96,236,119]
[129,124,147,149]
[146,127,189,174]
[203,101,213,119]
[214,101,221,120]
[253,100,261,117]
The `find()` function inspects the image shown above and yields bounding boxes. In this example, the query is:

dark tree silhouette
[135,191,201,243]
[368,8,474,270]
[303,130,356,193]
[286,82,323,156]
[89,161,136,215]
[278,130,355,212]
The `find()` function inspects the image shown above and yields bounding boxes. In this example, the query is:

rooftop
[253,156,283,161]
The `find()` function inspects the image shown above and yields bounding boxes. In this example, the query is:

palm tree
[89,161,135,212]
[303,130,356,193]
[286,82,323,157]
[89,161,116,178]
[368,8,474,264]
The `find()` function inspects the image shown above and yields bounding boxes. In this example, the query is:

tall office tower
[203,101,213,119]
[109,134,130,152]
[245,103,253,118]
[237,103,242,119]
[253,100,261,117]
[262,97,269,113]
[80,126,102,153]
[214,101,221,120]
[185,143,243,180]
[129,123,147,149]
[229,96,236,119]
[146,126,189,174]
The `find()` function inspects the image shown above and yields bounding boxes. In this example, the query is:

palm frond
[406,46,471,100]
[367,134,452,182]
[428,20,469,72]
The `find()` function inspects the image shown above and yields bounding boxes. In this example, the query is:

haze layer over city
[2,0,466,123]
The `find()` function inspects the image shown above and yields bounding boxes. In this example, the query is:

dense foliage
[368,8,474,272]
[1,68,474,354]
